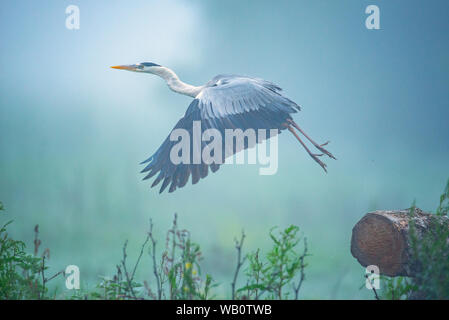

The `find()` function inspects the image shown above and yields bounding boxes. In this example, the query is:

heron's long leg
[286,125,327,173]
[287,119,336,160]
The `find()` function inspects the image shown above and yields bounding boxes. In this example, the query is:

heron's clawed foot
[310,154,327,173]
[287,119,337,160]
[285,119,336,172]
[315,143,337,160]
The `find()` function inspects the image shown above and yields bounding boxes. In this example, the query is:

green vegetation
[377,180,449,300]
[0,201,64,299]
[0,206,308,300]
[236,226,308,300]
[3,179,447,300]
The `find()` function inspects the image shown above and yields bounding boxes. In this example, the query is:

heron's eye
[136,65,144,70]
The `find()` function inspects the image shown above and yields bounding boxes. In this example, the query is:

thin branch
[254,249,261,300]
[168,213,178,299]
[33,225,41,257]
[121,240,136,298]
[131,233,150,280]
[40,256,46,299]
[365,274,380,300]
[293,237,308,299]
[231,230,246,300]
[149,218,162,300]
[46,270,65,283]
[39,248,51,299]
[143,280,157,299]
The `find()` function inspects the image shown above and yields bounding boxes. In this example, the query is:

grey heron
[111,62,336,193]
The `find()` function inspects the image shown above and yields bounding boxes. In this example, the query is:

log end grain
[351,211,410,276]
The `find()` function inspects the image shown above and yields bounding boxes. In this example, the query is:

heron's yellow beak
[110,65,135,70]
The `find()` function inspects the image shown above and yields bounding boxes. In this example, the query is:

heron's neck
[152,67,203,98]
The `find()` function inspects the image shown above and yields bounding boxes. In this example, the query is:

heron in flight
[111,62,336,193]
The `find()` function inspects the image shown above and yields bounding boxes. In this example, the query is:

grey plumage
[140,75,300,193]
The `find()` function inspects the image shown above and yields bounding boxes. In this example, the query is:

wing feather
[141,75,300,193]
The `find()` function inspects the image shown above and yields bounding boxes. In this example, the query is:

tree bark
[350,207,449,277]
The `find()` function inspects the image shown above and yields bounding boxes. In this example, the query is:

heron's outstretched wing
[141,75,300,193]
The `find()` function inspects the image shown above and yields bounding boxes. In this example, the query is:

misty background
[1,0,448,299]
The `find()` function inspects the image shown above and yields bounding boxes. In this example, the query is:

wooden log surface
[350,208,449,277]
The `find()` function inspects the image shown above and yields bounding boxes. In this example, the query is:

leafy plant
[0,204,64,299]
[75,214,217,300]
[236,225,309,300]
[1,202,308,300]
[379,179,449,300]
[407,180,449,299]
[380,276,415,300]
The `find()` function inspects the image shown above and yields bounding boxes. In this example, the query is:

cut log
[350,208,449,277]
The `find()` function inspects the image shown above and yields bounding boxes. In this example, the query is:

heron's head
[110,62,161,73]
